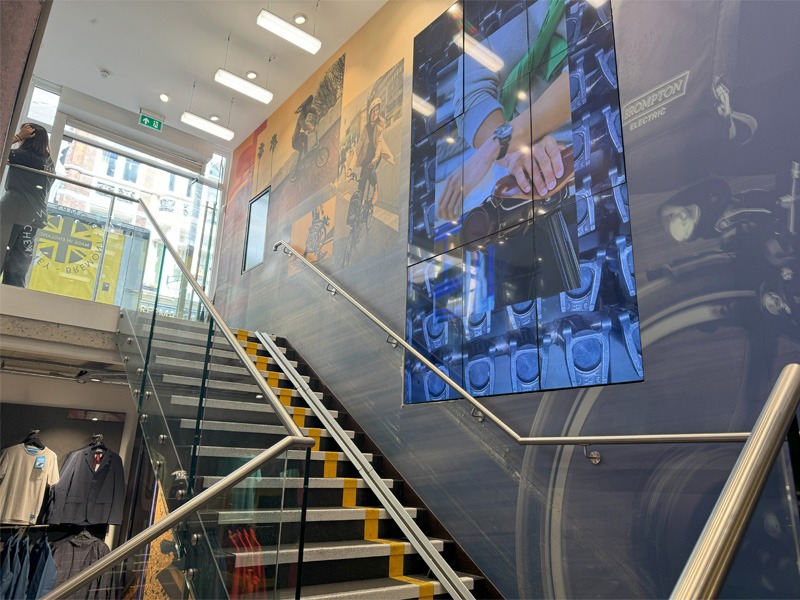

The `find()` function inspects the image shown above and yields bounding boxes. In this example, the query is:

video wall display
[405,0,642,401]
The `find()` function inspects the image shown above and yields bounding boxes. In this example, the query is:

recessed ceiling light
[293,13,307,25]
[209,114,219,122]
[246,71,258,80]
[159,93,170,102]
[91,417,98,421]
[446,136,455,144]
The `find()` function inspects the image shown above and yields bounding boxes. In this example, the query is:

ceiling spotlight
[91,417,98,421]
[293,13,307,25]
[181,111,234,141]
[246,71,258,80]
[445,136,455,144]
[257,9,321,54]
[159,93,170,102]
[517,90,527,101]
[214,68,273,104]
[209,114,219,122]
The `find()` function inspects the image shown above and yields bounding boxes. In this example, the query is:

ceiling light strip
[256,9,321,54]
[181,111,234,141]
[214,68,273,104]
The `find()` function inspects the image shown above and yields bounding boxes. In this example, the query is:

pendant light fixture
[215,34,273,104]
[214,69,273,104]
[181,112,234,141]
[256,2,321,55]
[180,81,234,141]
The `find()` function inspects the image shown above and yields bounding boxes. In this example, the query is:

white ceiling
[34,0,387,153]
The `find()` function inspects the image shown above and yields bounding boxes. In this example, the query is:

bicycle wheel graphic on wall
[516,173,800,599]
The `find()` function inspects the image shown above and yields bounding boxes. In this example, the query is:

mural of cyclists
[289,197,336,275]
[405,0,639,401]
[335,60,404,268]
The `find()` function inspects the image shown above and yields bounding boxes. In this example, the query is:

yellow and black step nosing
[341,493,435,599]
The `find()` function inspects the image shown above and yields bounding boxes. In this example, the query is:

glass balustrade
[42,444,309,600]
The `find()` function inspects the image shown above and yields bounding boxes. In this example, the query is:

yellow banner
[28,213,125,303]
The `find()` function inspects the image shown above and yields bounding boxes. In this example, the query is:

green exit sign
[139,114,163,131]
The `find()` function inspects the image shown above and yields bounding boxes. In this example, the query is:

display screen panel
[405,0,640,400]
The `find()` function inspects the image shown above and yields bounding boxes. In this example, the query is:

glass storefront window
[19,127,225,313]
[26,86,60,126]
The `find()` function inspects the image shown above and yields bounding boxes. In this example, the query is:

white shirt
[0,444,60,524]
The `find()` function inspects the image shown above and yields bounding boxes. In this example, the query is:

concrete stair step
[187,442,361,458]
[142,324,283,349]
[160,373,323,399]
[170,395,340,420]
[227,538,446,567]
[154,355,308,383]
[265,574,477,599]
[151,340,297,368]
[200,476,394,490]
[205,506,417,525]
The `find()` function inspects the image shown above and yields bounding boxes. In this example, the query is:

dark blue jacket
[49,448,125,526]
[26,536,56,599]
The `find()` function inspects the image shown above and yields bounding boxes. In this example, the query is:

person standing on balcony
[0,123,54,287]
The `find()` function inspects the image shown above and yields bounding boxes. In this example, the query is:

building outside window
[122,158,139,183]
[103,151,118,177]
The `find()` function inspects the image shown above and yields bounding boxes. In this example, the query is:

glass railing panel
[42,443,308,600]
[1,160,219,310]
[114,198,154,403]
[0,164,141,304]
[143,248,213,506]
[717,446,800,598]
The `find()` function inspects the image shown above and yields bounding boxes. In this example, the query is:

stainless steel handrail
[273,240,750,447]
[138,203,309,439]
[8,163,149,201]
[255,332,475,600]
[670,363,800,599]
[6,165,309,439]
[41,435,310,600]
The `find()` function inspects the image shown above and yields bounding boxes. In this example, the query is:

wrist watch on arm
[493,123,512,160]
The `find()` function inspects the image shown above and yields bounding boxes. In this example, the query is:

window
[243,189,269,272]
[122,158,139,183]
[27,86,60,126]
[103,151,118,177]
[168,173,176,192]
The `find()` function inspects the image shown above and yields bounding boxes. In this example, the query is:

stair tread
[187,444,364,459]
[170,395,341,419]
[151,339,244,360]
[154,355,306,380]
[178,420,354,439]
[201,476,394,489]
[264,574,476,600]
[161,373,323,398]
[142,325,285,350]
[226,538,447,566]
[204,506,417,524]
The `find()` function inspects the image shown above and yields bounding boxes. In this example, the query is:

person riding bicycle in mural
[347,96,394,226]
[292,94,318,161]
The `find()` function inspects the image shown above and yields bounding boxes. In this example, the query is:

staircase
[131,315,488,599]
